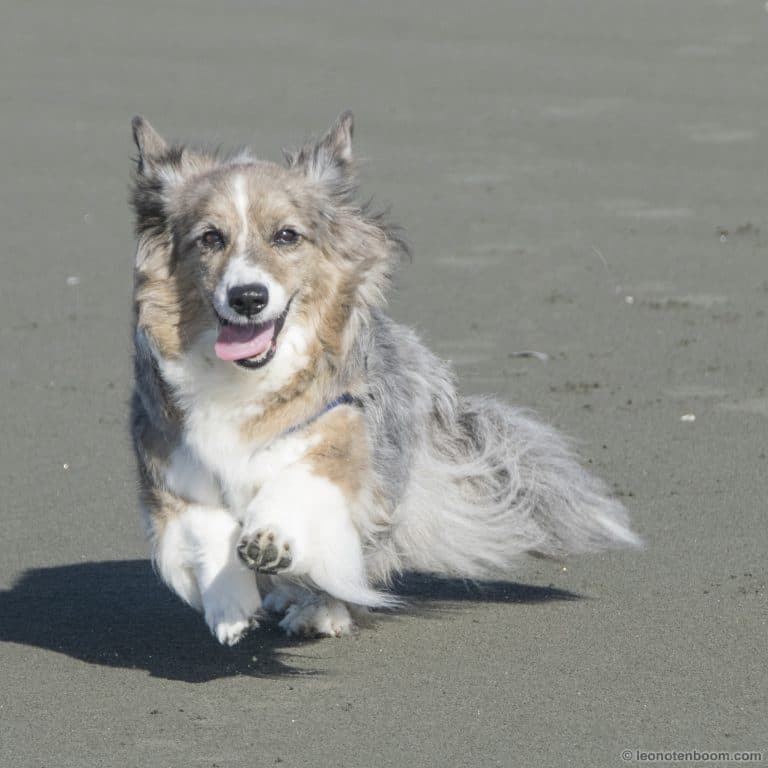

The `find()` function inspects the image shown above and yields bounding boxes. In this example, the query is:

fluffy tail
[393,395,641,579]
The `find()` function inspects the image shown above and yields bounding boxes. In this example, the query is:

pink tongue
[214,321,275,361]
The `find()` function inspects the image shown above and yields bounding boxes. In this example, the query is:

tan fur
[301,259,362,360]
[303,407,369,502]
[141,485,186,539]
[134,261,209,360]
[230,171,311,287]
[238,354,327,444]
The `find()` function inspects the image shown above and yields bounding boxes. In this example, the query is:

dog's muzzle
[213,294,294,369]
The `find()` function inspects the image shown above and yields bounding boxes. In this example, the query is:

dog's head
[131,113,406,370]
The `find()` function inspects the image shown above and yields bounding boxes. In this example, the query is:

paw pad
[237,530,293,574]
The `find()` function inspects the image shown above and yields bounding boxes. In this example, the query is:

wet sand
[1,1,766,765]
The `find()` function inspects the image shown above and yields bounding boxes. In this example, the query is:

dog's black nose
[228,283,269,318]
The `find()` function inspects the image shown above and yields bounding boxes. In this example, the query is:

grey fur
[348,311,640,584]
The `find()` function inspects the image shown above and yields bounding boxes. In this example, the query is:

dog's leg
[279,594,356,638]
[150,496,261,646]
[237,464,387,607]
[238,406,393,616]
[238,405,393,611]
[262,579,356,638]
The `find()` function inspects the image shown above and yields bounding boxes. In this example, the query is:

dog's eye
[273,228,300,247]
[200,229,226,250]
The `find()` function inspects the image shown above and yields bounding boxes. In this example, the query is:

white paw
[210,612,259,646]
[279,598,355,638]
[201,569,261,646]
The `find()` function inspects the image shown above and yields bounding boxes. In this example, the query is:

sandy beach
[1,1,766,765]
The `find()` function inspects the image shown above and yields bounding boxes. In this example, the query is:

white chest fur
[155,327,316,514]
[164,408,319,517]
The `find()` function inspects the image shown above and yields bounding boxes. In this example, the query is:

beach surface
[1,1,766,765]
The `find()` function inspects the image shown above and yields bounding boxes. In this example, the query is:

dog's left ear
[285,111,356,196]
[320,110,354,167]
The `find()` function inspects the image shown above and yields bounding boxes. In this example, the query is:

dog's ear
[130,117,187,269]
[131,116,216,187]
[285,111,356,197]
[132,116,171,175]
[320,110,354,167]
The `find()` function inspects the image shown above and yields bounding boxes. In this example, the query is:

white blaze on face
[233,174,249,256]
[212,174,287,323]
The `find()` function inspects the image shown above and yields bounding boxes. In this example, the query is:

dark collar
[283,393,362,436]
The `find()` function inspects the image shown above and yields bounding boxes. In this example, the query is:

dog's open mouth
[213,300,292,369]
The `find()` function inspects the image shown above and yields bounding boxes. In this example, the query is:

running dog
[130,112,640,644]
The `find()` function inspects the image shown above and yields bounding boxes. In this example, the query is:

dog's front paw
[279,598,355,638]
[200,569,261,646]
[237,528,293,574]
[208,609,259,647]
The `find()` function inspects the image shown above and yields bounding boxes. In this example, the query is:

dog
[129,112,640,645]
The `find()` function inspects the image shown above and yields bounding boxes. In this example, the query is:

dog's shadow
[393,572,578,606]
[0,560,578,682]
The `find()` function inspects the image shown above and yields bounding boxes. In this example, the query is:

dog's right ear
[131,117,182,270]
[132,116,170,175]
